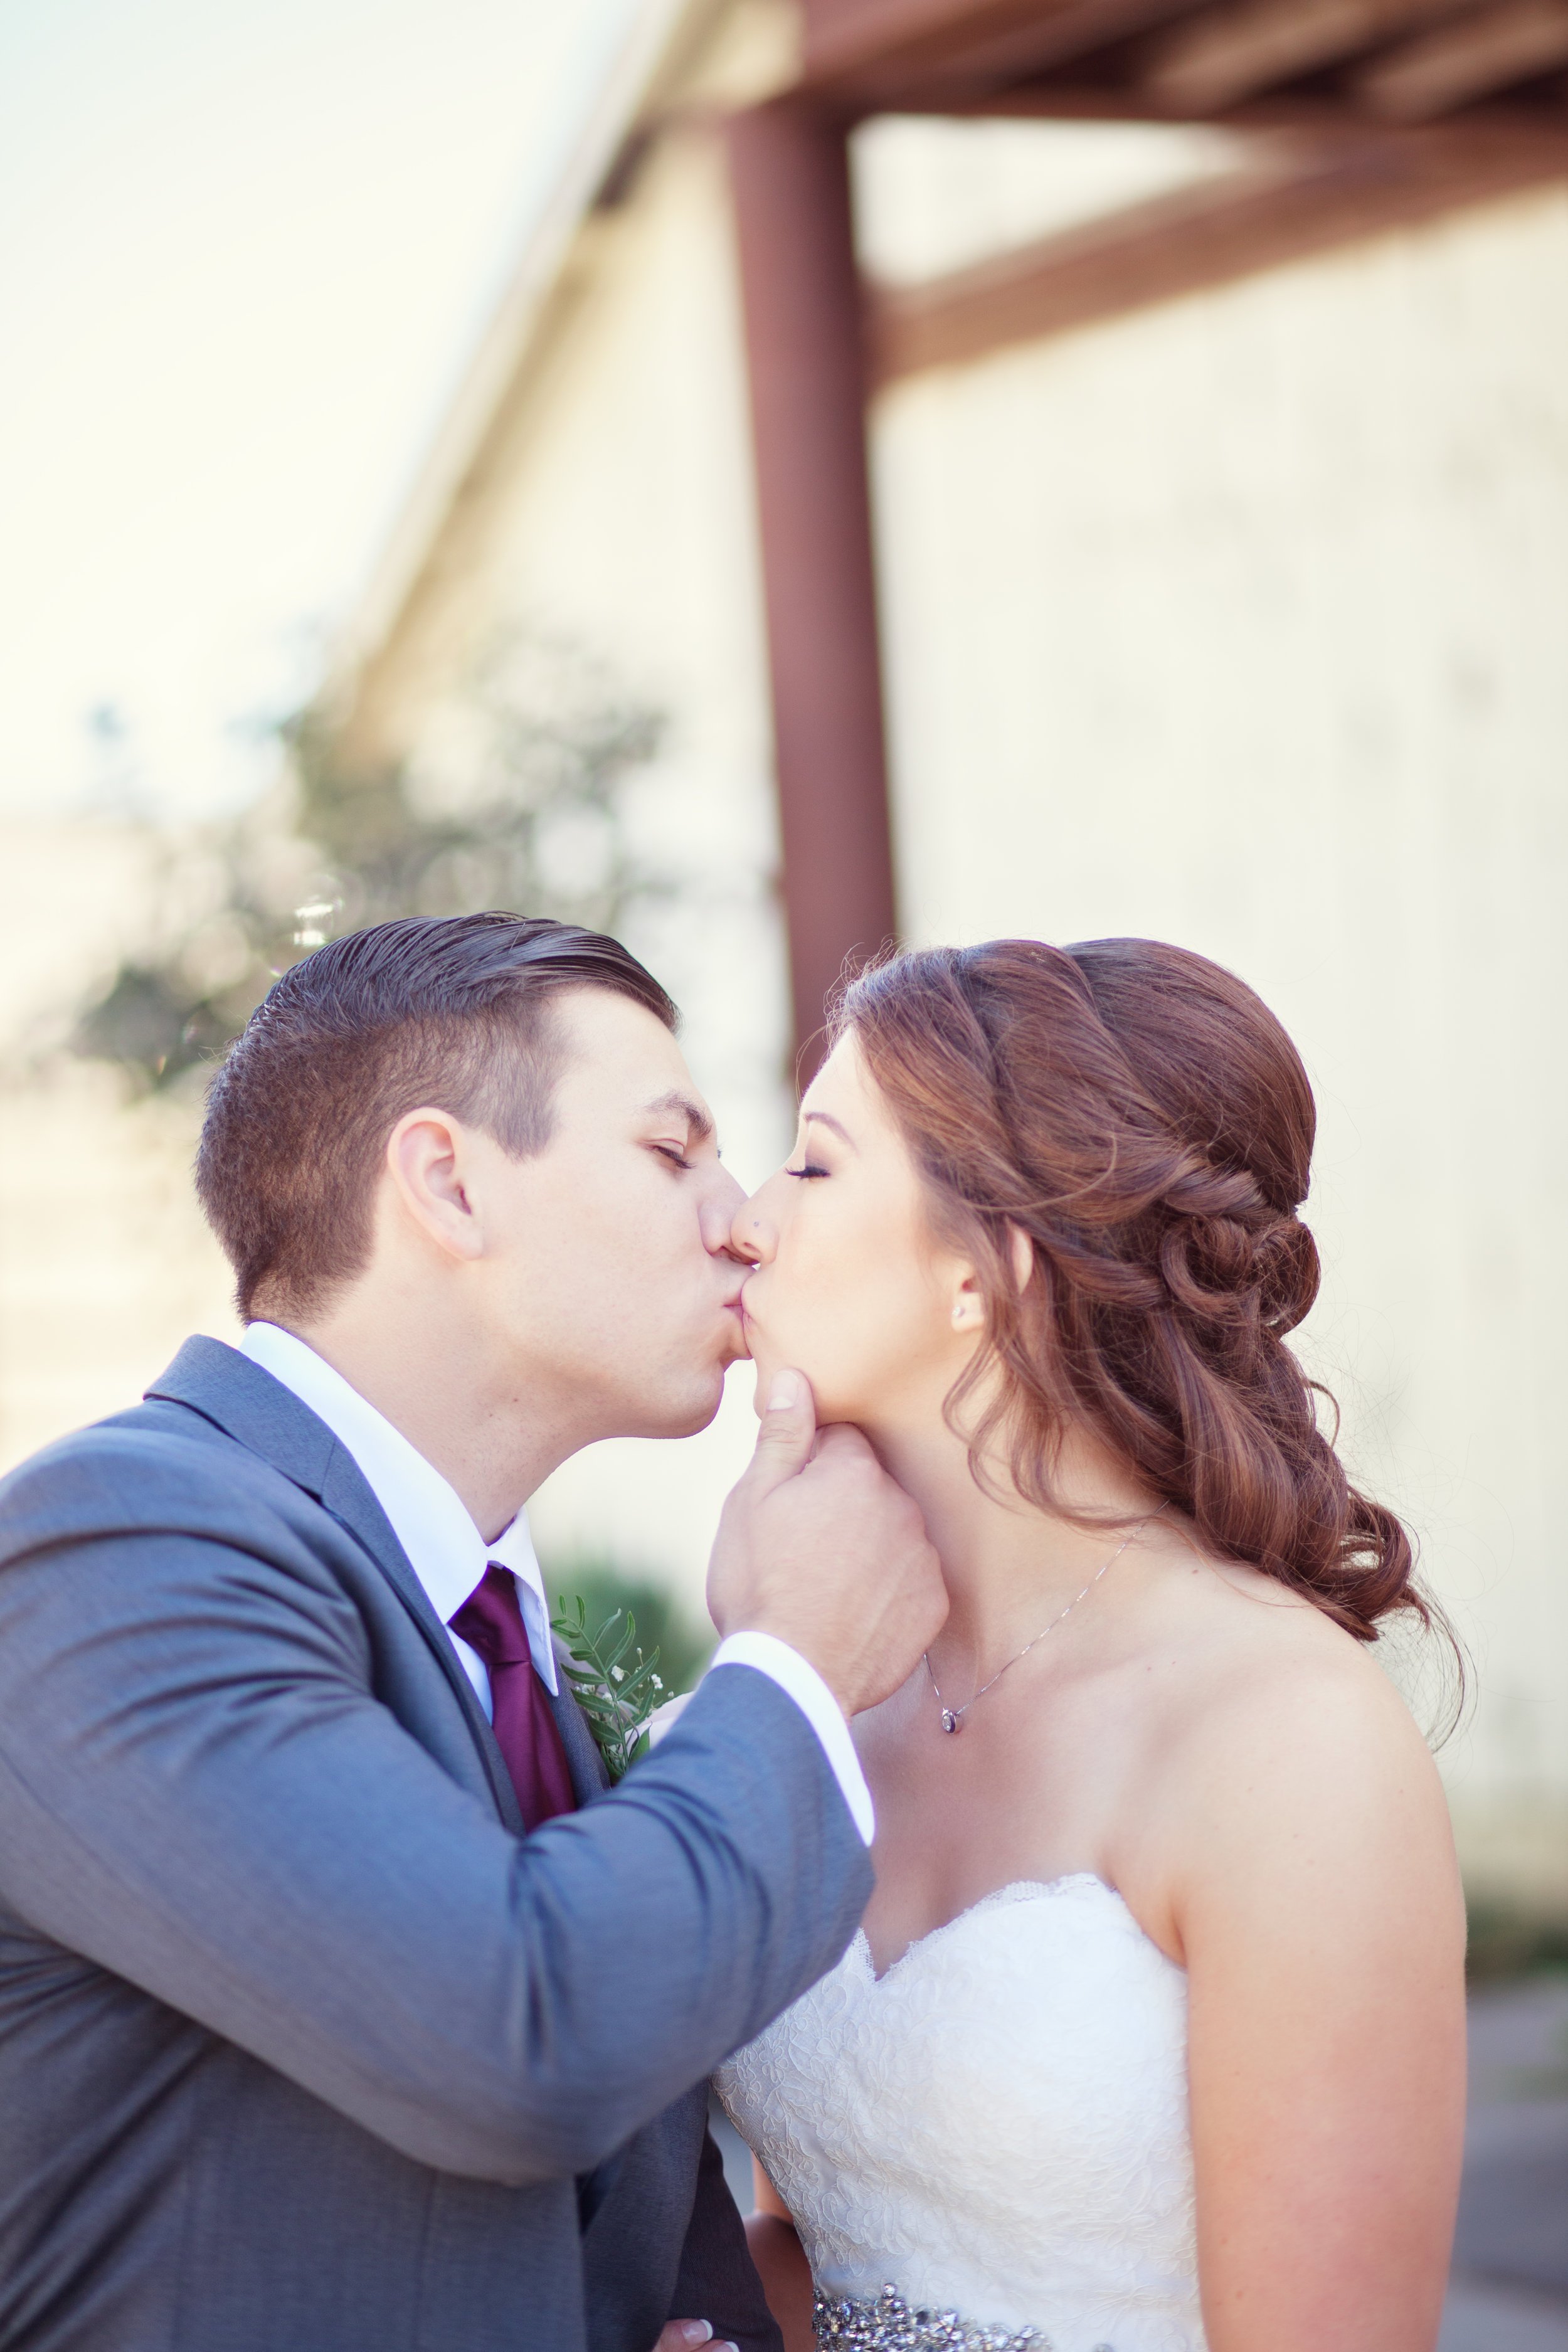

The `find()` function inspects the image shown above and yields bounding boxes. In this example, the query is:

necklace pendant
[940,1708,961,1735]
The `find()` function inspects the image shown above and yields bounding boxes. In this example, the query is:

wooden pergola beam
[1356,0,1568,116]
[729,0,1568,1078]
[728,98,898,1075]
[800,0,1207,106]
[866,116,1568,384]
[800,0,1568,110]
[1138,0,1478,116]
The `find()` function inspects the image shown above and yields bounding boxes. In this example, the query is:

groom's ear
[384,1106,487,1264]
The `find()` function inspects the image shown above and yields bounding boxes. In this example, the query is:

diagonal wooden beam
[1139,0,1478,115]
[866,118,1568,384]
[1355,0,1568,115]
[912,80,1444,119]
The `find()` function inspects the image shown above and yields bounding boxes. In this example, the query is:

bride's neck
[869,1411,1161,1672]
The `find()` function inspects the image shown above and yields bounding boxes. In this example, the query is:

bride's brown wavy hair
[837,937,1441,1651]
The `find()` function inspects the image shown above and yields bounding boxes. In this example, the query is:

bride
[714,938,1466,2352]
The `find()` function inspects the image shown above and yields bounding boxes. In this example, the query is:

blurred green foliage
[69,638,669,1093]
[546,1554,714,1699]
[551,1592,667,1783]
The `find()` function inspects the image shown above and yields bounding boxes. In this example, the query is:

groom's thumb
[746,1367,817,1491]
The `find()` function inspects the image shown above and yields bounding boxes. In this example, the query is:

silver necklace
[924,1500,1170,1734]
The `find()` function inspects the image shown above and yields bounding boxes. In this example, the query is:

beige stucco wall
[866,170,1568,1909]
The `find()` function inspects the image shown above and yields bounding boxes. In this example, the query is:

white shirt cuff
[705,1632,876,1846]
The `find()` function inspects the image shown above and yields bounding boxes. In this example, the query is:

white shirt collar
[238,1321,558,1694]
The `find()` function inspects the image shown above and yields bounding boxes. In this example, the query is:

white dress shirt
[238,1323,874,1841]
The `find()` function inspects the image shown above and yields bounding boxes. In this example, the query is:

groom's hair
[196,913,676,1322]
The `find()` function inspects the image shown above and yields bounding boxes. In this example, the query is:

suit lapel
[314,1447,525,1833]
[548,1639,610,1806]
[146,1335,524,1832]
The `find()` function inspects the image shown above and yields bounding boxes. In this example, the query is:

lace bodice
[715,1875,1206,2352]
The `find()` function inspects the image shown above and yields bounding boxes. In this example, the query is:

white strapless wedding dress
[715,1875,1206,2352]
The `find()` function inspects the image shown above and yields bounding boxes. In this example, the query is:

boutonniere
[551,1594,667,1783]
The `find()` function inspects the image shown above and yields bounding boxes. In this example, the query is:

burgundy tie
[448,1565,576,1831]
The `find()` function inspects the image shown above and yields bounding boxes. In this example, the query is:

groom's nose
[699,1165,748,1255]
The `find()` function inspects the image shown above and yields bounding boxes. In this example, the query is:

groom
[0,914,945,2352]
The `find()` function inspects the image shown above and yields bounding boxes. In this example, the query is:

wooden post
[728,97,898,1080]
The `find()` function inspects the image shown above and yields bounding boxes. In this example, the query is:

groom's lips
[723,1290,753,1360]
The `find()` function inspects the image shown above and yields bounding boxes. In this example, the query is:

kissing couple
[0,913,1466,2352]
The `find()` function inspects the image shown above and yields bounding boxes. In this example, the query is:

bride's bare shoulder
[1131,1535,1451,1833]
[1152,1531,1421,1712]
[1123,1524,1466,1947]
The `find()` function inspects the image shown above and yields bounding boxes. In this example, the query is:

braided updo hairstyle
[837,936,1429,1646]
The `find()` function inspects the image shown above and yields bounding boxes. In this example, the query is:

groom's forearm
[0,1518,871,2187]
[704,1633,874,1843]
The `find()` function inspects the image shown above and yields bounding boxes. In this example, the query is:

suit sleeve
[668,2126,785,2352]
[0,1434,872,2189]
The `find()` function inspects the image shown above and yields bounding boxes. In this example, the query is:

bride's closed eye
[786,1162,829,1180]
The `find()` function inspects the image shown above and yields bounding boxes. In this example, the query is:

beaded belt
[812,2283,1080,2352]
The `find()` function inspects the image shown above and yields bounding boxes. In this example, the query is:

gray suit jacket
[0,1338,872,2352]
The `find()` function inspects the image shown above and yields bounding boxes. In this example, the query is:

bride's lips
[721,1280,752,1350]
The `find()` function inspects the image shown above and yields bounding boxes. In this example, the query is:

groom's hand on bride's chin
[707,1367,946,1719]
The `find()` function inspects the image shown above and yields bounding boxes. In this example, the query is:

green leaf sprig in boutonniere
[551,1594,666,1783]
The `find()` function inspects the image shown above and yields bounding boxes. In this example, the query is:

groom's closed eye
[641,1090,717,1173]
